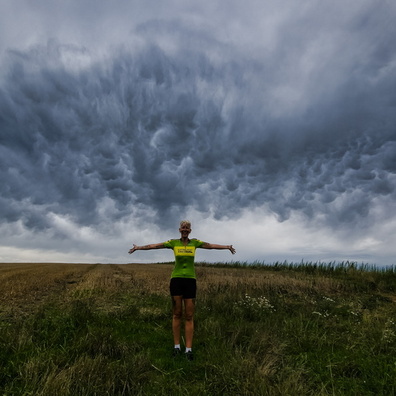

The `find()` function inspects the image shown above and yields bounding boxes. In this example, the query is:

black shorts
[170,278,197,299]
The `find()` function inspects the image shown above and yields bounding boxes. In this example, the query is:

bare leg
[172,296,183,346]
[184,298,195,349]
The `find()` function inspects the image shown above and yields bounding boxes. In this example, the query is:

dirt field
[0,263,166,311]
[0,261,345,316]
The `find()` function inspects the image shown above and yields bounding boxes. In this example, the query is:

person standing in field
[128,220,236,361]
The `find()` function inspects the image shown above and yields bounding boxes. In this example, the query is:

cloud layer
[1,1,396,264]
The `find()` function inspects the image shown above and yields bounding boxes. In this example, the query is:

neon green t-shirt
[163,238,205,279]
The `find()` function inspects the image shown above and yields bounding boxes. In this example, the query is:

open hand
[128,244,138,254]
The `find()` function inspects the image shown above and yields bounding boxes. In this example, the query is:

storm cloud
[1,1,396,263]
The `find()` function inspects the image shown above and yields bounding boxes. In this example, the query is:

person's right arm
[128,243,166,254]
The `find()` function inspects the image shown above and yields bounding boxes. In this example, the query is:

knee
[185,312,194,322]
[173,310,182,320]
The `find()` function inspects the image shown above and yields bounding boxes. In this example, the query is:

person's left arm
[201,242,236,254]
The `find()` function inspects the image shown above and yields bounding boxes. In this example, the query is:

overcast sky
[1,0,396,265]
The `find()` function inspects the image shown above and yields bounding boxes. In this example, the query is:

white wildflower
[323,296,335,303]
[235,294,276,313]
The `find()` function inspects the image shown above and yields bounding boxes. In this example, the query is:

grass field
[0,261,395,395]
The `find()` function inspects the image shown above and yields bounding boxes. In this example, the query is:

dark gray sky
[1,0,395,264]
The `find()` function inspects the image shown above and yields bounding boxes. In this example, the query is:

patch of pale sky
[0,203,394,265]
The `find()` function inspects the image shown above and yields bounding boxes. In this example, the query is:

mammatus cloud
[0,4,396,264]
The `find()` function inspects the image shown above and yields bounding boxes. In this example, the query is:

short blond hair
[180,220,191,228]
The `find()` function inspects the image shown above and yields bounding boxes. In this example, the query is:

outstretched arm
[128,243,166,254]
[201,243,236,254]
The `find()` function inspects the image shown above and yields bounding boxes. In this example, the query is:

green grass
[0,262,395,395]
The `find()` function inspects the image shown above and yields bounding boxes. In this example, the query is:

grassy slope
[0,262,395,395]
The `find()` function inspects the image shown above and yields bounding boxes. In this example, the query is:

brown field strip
[0,262,347,312]
[3,261,388,319]
[0,263,175,308]
[0,263,94,314]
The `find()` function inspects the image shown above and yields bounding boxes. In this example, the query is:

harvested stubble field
[0,262,395,395]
